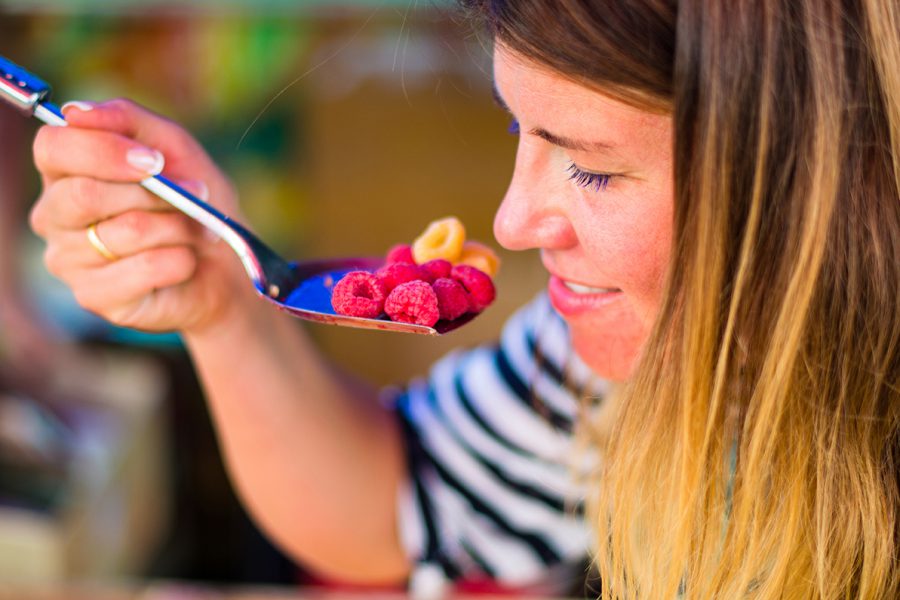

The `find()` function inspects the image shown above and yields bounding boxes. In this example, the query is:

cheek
[623,225,670,306]
[582,194,672,320]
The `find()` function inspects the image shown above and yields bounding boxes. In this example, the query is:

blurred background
[0,0,547,593]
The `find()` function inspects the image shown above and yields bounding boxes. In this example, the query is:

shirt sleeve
[390,293,609,592]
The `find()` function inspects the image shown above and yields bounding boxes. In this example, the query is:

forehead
[492,44,669,148]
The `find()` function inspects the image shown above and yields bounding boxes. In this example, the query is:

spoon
[0,55,478,335]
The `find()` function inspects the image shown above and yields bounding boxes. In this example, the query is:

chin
[568,320,646,383]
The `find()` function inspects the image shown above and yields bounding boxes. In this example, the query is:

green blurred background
[0,0,547,590]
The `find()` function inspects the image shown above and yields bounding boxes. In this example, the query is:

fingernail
[61,101,94,113]
[204,228,222,244]
[126,148,165,176]
[182,179,209,202]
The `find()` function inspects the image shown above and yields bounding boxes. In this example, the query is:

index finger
[60,99,218,181]
[33,125,165,182]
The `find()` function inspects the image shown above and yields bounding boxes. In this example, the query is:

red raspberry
[451,265,496,313]
[376,262,425,293]
[432,277,471,321]
[386,243,416,265]
[418,259,452,284]
[331,271,387,319]
[384,280,440,327]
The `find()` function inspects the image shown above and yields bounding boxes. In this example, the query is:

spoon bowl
[265,256,475,335]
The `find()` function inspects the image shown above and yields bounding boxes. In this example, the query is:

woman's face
[493,45,674,381]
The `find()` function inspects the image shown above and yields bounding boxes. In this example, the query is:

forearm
[183,296,410,584]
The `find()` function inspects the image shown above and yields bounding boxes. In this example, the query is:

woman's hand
[29,99,254,335]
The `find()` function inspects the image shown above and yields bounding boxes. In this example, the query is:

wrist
[179,245,317,370]
[178,241,268,338]
[181,270,308,359]
[182,282,269,346]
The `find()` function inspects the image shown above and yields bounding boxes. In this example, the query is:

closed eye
[568,162,612,192]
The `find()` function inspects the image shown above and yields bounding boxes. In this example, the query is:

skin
[27,44,673,582]
[493,45,674,381]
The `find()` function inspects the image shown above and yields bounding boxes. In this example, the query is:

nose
[493,141,578,252]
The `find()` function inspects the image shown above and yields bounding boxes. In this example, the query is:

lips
[547,275,622,317]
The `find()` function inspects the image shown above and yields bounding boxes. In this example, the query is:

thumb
[176,178,211,203]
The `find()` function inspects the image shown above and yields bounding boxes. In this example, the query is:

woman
[27,0,899,598]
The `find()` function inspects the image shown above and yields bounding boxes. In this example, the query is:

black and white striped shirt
[392,293,609,593]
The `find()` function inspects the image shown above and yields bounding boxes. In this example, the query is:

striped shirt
[391,293,609,594]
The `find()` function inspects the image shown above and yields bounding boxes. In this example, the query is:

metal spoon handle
[1,55,293,299]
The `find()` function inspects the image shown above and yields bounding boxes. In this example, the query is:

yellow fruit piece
[458,241,501,278]
[412,217,466,264]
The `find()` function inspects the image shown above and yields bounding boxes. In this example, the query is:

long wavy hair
[462,0,900,597]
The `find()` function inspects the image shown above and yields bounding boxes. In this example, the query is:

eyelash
[506,119,611,192]
[567,162,612,192]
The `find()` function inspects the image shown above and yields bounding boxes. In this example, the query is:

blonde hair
[463,0,900,597]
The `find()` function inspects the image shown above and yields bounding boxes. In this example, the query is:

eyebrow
[492,84,614,153]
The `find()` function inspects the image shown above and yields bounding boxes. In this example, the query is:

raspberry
[458,241,501,278]
[451,265,496,313]
[331,271,388,319]
[418,259,452,284]
[412,217,466,264]
[376,262,425,293]
[384,280,440,327]
[432,277,471,321]
[386,243,415,265]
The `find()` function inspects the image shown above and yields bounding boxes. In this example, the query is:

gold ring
[86,222,118,261]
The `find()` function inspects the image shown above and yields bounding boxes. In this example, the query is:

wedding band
[86,222,118,261]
